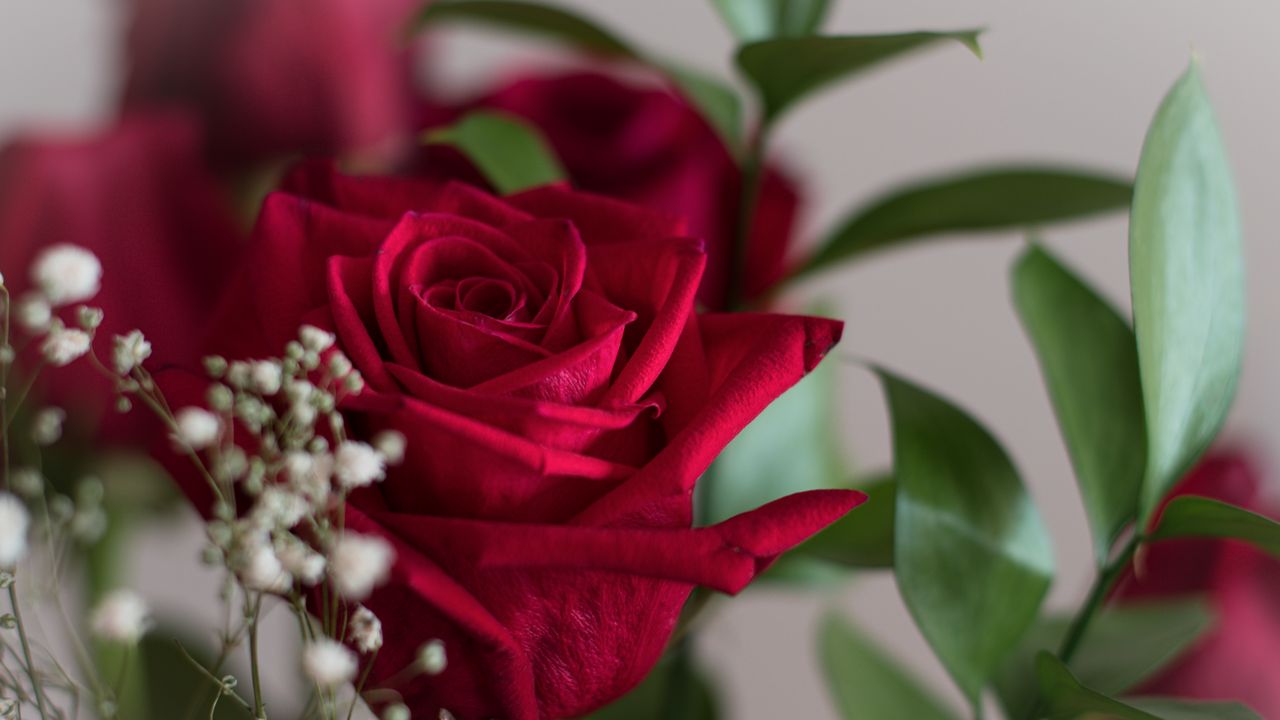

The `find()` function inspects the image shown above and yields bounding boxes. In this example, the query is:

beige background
[2,1,1277,718]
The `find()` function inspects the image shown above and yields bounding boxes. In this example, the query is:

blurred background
[1,1,1276,718]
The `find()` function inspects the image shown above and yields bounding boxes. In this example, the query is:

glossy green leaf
[419,0,742,151]
[587,653,719,720]
[994,599,1213,719]
[1036,652,1160,720]
[736,31,983,123]
[878,370,1053,706]
[425,111,566,194]
[1012,244,1146,565]
[799,474,896,568]
[1127,697,1261,720]
[1150,496,1280,555]
[820,613,956,720]
[707,339,848,523]
[420,0,636,56]
[710,0,831,42]
[802,167,1131,274]
[1130,61,1244,525]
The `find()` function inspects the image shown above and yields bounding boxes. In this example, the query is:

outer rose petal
[356,490,864,718]
[123,0,417,161]
[0,113,243,439]
[1111,452,1280,716]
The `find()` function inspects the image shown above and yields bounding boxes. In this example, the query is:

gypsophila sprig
[30,243,102,305]
[0,493,30,569]
[89,589,153,644]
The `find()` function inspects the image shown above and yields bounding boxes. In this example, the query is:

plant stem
[248,592,266,719]
[724,124,771,312]
[8,582,51,720]
[1056,536,1139,664]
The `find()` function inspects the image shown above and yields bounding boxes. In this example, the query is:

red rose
[123,0,417,162]
[187,160,860,718]
[1111,452,1280,717]
[416,71,801,309]
[0,113,243,437]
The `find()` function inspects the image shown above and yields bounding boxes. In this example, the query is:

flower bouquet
[0,1,1275,719]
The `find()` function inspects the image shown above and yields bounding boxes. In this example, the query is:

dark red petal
[578,312,844,527]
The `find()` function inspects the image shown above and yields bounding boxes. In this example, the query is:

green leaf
[877,369,1053,706]
[1036,652,1161,720]
[736,31,983,123]
[1130,60,1244,525]
[710,0,831,42]
[1150,496,1280,555]
[425,111,566,194]
[820,613,956,720]
[420,0,637,57]
[802,167,1131,274]
[798,474,896,568]
[587,653,719,720]
[707,338,848,523]
[994,599,1213,719]
[1126,697,1261,720]
[1012,244,1146,565]
[418,0,743,151]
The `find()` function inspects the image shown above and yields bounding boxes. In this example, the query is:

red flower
[416,71,801,309]
[0,113,243,437]
[123,0,418,162]
[1111,452,1280,717]
[183,161,860,719]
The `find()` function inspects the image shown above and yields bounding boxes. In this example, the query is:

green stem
[1056,537,1139,664]
[8,582,51,720]
[248,593,266,719]
[724,124,771,312]
[661,636,698,720]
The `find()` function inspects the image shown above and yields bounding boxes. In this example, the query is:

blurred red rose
[184,160,859,718]
[0,113,244,437]
[415,71,801,309]
[123,0,418,162]
[1111,452,1280,717]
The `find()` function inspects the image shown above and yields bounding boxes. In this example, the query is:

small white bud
[299,325,336,353]
[251,360,283,396]
[328,353,353,378]
[329,532,393,600]
[207,384,234,412]
[348,606,383,653]
[112,330,151,374]
[303,640,357,689]
[172,407,220,450]
[31,244,102,305]
[373,431,407,465]
[77,305,104,330]
[203,355,228,378]
[15,294,52,333]
[89,590,152,644]
[283,451,332,505]
[239,541,292,594]
[276,538,325,586]
[418,639,447,676]
[10,468,44,498]
[41,326,91,366]
[382,704,410,720]
[226,361,251,389]
[252,487,308,529]
[334,441,385,490]
[0,493,31,569]
[31,407,66,446]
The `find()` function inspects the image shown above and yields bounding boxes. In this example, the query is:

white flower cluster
[1,244,107,368]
